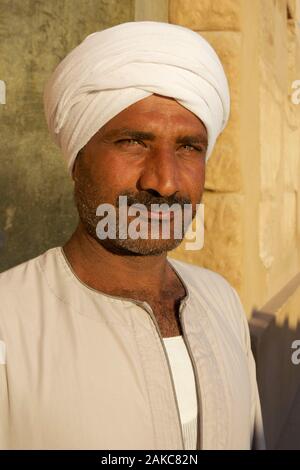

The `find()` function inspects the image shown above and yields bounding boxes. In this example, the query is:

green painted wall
[0,0,134,272]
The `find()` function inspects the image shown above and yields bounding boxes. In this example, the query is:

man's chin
[98,237,183,257]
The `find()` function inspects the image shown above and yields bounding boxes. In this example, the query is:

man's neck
[62,224,176,300]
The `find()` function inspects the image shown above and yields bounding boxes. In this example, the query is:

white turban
[43,21,230,174]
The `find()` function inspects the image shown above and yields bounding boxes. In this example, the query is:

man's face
[73,94,207,256]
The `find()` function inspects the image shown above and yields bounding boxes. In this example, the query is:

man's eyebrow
[102,128,156,141]
[176,135,208,147]
[102,128,208,147]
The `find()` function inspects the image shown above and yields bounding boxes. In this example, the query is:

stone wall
[250,272,300,449]
[169,0,300,318]
[0,0,134,272]
[169,0,300,447]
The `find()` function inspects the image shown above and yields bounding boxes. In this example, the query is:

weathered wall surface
[250,273,300,449]
[0,0,134,272]
[169,0,300,318]
[169,0,300,447]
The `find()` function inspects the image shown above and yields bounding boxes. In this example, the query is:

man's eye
[117,139,143,146]
[182,144,203,152]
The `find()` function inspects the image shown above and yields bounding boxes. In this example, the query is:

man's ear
[72,148,84,182]
[72,159,77,182]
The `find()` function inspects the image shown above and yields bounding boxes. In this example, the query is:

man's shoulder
[168,256,234,296]
[168,256,245,329]
[0,247,60,303]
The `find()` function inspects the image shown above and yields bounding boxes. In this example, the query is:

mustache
[115,191,191,210]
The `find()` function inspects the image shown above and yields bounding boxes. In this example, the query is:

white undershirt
[163,335,198,450]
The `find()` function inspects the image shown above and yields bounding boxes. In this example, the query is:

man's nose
[137,147,179,197]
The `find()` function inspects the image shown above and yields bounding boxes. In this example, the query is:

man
[0,21,265,450]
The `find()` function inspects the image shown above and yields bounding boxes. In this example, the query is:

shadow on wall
[0,0,135,273]
[0,155,78,273]
[250,310,300,450]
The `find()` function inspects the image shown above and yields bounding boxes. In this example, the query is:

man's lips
[141,210,174,221]
[129,205,180,221]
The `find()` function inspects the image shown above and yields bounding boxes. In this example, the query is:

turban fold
[43,21,230,174]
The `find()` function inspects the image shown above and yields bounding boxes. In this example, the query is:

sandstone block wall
[169,0,300,317]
